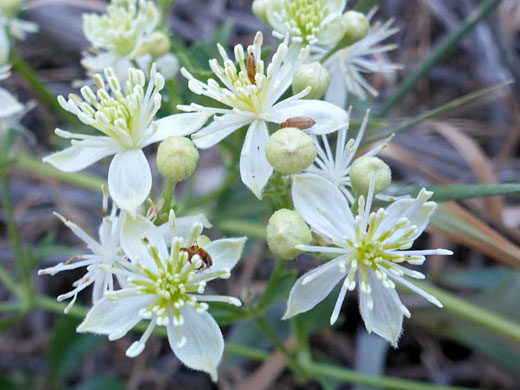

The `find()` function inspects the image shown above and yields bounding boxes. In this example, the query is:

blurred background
[1,0,520,389]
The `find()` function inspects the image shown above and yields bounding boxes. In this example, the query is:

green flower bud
[252,0,271,24]
[134,31,171,59]
[350,156,391,198]
[339,11,370,46]
[266,209,312,260]
[156,136,199,182]
[0,0,23,17]
[292,62,331,100]
[265,127,317,174]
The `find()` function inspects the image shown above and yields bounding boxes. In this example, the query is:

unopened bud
[265,127,316,174]
[292,62,331,100]
[0,0,23,17]
[156,136,199,182]
[197,235,211,247]
[350,156,391,198]
[134,31,171,59]
[266,209,312,260]
[252,0,271,24]
[339,11,370,46]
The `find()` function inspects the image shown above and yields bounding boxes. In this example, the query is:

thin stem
[379,0,503,116]
[414,281,520,343]
[224,343,270,362]
[156,179,176,224]
[0,265,22,298]
[309,362,473,390]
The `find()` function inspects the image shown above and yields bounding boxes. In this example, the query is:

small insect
[280,117,316,130]
[247,53,256,84]
[181,245,213,271]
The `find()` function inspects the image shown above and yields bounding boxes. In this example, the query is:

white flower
[266,0,346,47]
[77,214,247,381]
[0,8,38,64]
[182,31,349,198]
[38,209,126,313]
[284,174,452,346]
[304,110,391,203]
[0,66,28,139]
[81,0,178,80]
[323,11,400,106]
[43,65,208,217]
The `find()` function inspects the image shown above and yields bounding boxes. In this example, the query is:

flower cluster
[36,0,453,382]
[82,0,178,80]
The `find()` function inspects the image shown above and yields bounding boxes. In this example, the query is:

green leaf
[48,316,105,375]
[379,0,503,115]
[73,375,125,390]
[391,183,520,202]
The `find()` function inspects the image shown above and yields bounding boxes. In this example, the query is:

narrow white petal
[167,306,224,382]
[283,257,346,320]
[292,174,355,241]
[108,149,151,217]
[0,88,24,118]
[43,138,120,172]
[146,112,210,145]
[192,114,251,149]
[158,213,213,243]
[121,214,168,270]
[324,66,348,108]
[239,120,273,199]
[81,52,119,72]
[270,100,349,135]
[203,237,247,273]
[77,294,154,338]
[359,270,404,347]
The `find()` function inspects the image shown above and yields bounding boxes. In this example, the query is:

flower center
[277,0,330,44]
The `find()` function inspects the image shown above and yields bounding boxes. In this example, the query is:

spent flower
[77,213,246,381]
[181,31,349,198]
[44,65,208,216]
[285,174,452,346]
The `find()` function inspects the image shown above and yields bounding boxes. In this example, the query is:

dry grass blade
[430,202,520,269]
[432,121,504,223]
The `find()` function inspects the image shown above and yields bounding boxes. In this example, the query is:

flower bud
[292,62,331,100]
[0,0,23,17]
[265,127,317,174]
[134,31,171,59]
[339,11,370,46]
[156,136,199,182]
[252,0,271,24]
[350,156,391,198]
[197,234,211,247]
[266,209,312,260]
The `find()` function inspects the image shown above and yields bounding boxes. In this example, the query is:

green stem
[0,265,22,298]
[10,54,78,126]
[254,259,286,313]
[224,343,270,362]
[1,142,32,299]
[308,362,473,390]
[414,282,520,343]
[15,154,105,192]
[156,179,176,224]
[379,0,503,116]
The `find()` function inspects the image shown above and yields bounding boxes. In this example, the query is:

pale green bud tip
[156,136,199,182]
[252,0,271,24]
[265,127,317,174]
[350,156,392,198]
[266,209,312,260]
[292,62,331,100]
[135,31,171,59]
[197,234,211,247]
[340,11,370,46]
[0,0,23,17]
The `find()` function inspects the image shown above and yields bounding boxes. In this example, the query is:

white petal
[0,88,23,118]
[192,114,251,149]
[158,213,213,244]
[167,306,224,381]
[81,52,119,72]
[121,214,168,270]
[283,256,346,320]
[292,174,355,241]
[43,138,120,172]
[156,53,180,80]
[203,237,247,273]
[108,149,151,217]
[359,270,403,347]
[240,120,273,199]
[77,294,154,339]
[270,99,349,135]
[146,112,211,146]
[0,27,9,64]
[324,64,348,108]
